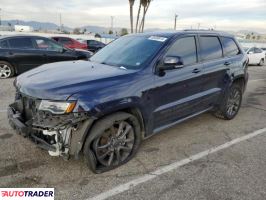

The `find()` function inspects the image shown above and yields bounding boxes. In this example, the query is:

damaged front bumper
[8,100,94,159]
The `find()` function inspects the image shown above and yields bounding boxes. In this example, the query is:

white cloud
[1,0,266,32]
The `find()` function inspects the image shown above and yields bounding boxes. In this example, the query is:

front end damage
[7,92,94,159]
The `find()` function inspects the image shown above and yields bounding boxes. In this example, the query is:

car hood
[16,60,136,100]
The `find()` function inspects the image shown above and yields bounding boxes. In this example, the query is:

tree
[120,28,128,36]
[135,0,142,33]
[95,33,101,38]
[108,30,114,34]
[138,0,152,32]
[129,0,135,33]
[73,28,81,34]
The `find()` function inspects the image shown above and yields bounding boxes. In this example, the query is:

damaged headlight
[39,100,76,114]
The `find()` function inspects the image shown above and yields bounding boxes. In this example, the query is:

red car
[52,36,88,50]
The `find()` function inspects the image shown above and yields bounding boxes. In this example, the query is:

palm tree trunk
[135,1,142,33]
[141,1,150,32]
[130,5,134,33]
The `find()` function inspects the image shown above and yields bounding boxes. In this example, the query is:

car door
[254,48,264,63]
[36,38,78,63]
[151,35,205,132]
[7,37,46,74]
[247,47,257,64]
[199,35,233,106]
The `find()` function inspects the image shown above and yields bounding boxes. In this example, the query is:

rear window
[0,40,9,49]
[199,36,222,61]
[222,37,240,57]
[8,38,34,49]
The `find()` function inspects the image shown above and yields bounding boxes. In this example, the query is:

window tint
[8,38,34,49]
[59,38,72,45]
[254,48,262,53]
[165,36,197,65]
[199,36,222,61]
[88,40,97,45]
[222,37,240,56]
[34,38,63,52]
[0,40,9,49]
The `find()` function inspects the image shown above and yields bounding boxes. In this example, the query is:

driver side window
[165,36,197,66]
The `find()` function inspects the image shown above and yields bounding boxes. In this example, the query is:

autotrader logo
[0,188,54,200]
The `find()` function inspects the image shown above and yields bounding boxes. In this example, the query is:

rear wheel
[214,84,242,120]
[258,59,264,66]
[83,112,141,173]
[0,61,15,79]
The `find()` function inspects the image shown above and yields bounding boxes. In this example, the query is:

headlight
[38,100,76,114]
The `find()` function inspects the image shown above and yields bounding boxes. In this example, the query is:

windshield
[243,47,249,52]
[90,35,167,70]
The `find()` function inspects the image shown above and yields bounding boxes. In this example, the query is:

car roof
[130,30,234,38]
[0,35,49,40]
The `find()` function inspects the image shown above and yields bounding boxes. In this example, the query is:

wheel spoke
[98,150,111,159]
[116,121,125,136]
[120,124,132,138]
[107,152,114,166]
[119,146,132,152]
[124,138,134,144]
[115,148,121,163]
[97,142,111,149]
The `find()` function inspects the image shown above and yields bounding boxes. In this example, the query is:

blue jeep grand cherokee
[8,31,248,173]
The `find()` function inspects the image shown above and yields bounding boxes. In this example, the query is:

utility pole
[197,23,201,30]
[111,16,114,33]
[174,14,178,30]
[0,8,2,26]
[59,13,62,32]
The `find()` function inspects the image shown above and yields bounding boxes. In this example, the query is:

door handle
[224,61,232,66]
[192,68,201,73]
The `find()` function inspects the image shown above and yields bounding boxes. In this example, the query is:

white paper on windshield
[148,36,167,42]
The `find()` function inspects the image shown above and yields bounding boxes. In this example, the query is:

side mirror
[160,56,184,71]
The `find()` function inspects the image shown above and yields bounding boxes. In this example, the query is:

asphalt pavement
[0,65,265,200]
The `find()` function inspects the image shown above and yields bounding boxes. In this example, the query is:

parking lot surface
[0,65,266,200]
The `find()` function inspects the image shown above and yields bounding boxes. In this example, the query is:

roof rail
[183,29,216,31]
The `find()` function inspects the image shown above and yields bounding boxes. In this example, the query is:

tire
[0,61,15,79]
[214,84,242,120]
[83,112,141,173]
[258,59,264,66]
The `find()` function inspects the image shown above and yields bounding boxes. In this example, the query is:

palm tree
[135,0,142,33]
[138,0,152,33]
[129,0,135,33]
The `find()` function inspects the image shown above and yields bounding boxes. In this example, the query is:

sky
[0,0,266,33]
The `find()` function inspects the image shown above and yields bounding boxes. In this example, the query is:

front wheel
[214,84,242,120]
[83,112,141,173]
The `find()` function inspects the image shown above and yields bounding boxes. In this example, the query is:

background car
[245,47,265,66]
[85,40,106,52]
[52,36,88,50]
[0,35,92,78]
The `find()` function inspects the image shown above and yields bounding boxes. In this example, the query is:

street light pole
[111,16,114,33]
[0,8,2,26]
[174,14,178,30]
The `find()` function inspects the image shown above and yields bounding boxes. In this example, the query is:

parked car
[85,40,106,52]
[8,31,248,173]
[0,35,93,78]
[244,47,265,66]
[52,36,88,50]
